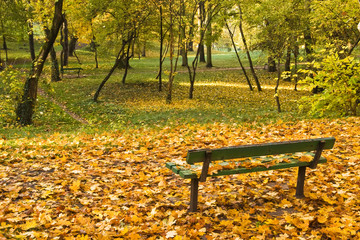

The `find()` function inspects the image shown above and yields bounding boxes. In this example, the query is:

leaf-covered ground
[1,117,359,239]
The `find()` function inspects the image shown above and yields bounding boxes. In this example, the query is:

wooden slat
[209,157,327,177]
[179,170,198,179]
[186,137,335,164]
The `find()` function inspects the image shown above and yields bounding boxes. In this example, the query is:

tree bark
[60,15,69,67]
[2,34,8,66]
[180,0,188,67]
[158,5,164,92]
[206,21,213,68]
[90,37,99,68]
[16,0,64,125]
[239,4,261,91]
[122,39,132,85]
[225,21,253,91]
[199,1,206,63]
[50,47,61,82]
[284,46,291,81]
[275,59,281,113]
[293,45,299,91]
[28,22,36,61]
[94,35,132,102]
[268,57,277,72]
[69,36,78,57]
[167,0,175,103]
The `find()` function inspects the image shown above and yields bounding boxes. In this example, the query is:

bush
[299,53,360,116]
[0,67,25,125]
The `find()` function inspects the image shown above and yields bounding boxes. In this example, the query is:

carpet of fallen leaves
[0,117,359,239]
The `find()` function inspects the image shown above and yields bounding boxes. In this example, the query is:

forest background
[0,0,359,239]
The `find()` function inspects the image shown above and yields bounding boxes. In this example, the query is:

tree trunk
[94,36,132,102]
[159,5,164,92]
[16,0,64,125]
[275,59,281,113]
[206,21,213,68]
[60,16,69,67]
[28,22,36,61]
[284,46,291,81]
[239,4,261,91]
[90,37,99,68]
[50,47,61,82]
[167,0,175,103]
[199,1,206,63]
[180,0,188,67]
[188,41,194,52]
[69,36,78,57]
[2,34,8,66]
[225,21,253,91]
[199,44,205,62]
[293,45,299,91]
[94,58,121,102]
[122,39,132,85]
[142,43,146,57]
[268,57,276,72]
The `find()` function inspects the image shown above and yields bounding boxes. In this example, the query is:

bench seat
[166,137,335,212]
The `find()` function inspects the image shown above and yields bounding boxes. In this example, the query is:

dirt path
[38,88,89,125]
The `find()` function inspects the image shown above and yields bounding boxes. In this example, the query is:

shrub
[0,67,25,125]
[299,53,360,116]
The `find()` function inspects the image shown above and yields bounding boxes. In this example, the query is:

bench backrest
[186,137,336,164]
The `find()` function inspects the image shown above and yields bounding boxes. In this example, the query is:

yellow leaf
[299,155,312,162]
[21,220,38,230]
[70,180,81,192]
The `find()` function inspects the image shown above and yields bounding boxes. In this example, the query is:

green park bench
[166,137,336,212]
[61,67,82,77]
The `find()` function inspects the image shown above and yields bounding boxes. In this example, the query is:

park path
[38,88,89,125]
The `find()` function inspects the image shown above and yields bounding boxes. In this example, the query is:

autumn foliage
[1,117,359,239]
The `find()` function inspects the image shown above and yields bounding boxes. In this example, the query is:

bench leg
[189,178,199,212]
[295,166,306,198]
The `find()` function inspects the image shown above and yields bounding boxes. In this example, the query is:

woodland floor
[0,117,359,239]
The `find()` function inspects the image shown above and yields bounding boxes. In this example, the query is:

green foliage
[0,66,25,125]
[299,53,360,116]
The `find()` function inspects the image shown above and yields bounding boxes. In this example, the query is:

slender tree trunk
[94,58,121,102]
[225,21,253,91]
[122,39,132,85]
[275,59,281,113]
[239,4,261,91]
[167,0,175,103]
[180,0,188,67]
[159,5,164,92]
[60,16,69,67]
[294,45,299,91]
[28,22,36,61]
[199,1,206,63]
[90,37,99,68]
[268,57,276,72]
[188,41,194,51]
[94,36,132,101]
[285,47,291,71]
[50,47,61,82]
[142,43,146,57]
[205,20,213,68]
[16,0,64,125]
[3,34,8,65]
[284,46,291,81]
[69,36,78,57]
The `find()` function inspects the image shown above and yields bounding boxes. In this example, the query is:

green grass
[1,42,312,139]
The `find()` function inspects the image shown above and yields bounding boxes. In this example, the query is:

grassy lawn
[1,44,309,138]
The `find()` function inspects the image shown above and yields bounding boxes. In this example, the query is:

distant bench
[166,137,336,212]
[61,67,82,77]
